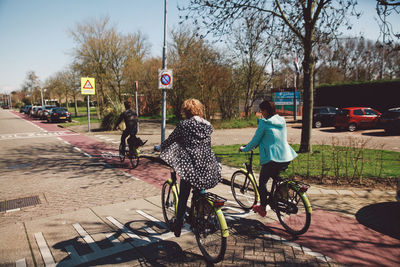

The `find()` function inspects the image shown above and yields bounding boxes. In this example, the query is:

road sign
[274,91,300,105]
[158,69,173,89]
[81,78,95,95]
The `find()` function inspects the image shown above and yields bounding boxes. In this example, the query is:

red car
[334,107,381,132]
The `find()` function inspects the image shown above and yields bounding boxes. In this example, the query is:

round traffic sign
[160,73,171,86]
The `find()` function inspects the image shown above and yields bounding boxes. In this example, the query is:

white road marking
[0,131,77,141]
[34,232,55,267]
[15,258,26,267]
[72,223,101,253]
[6,208,21,213]
[106,216,150,246]
[136,210,167,229]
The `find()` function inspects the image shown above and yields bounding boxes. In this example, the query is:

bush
[101,101,124,130]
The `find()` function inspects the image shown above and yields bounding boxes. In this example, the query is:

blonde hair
[182,98,204,118]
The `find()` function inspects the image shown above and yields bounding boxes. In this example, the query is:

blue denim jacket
[242,115,298,165]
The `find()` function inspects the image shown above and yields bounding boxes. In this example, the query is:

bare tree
[180,0,360,153]
[21,71,41,105]
[230,13,275,117]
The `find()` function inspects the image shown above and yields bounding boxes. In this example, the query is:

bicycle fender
[215,208,229,237]
[239,168,260,202]
[300,193,312,213]
[168,181,179,213]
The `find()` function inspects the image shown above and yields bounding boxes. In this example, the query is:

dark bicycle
[118,131,147,169]
[231,150,312,236]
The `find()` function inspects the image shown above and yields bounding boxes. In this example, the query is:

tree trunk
[299,28,315,153]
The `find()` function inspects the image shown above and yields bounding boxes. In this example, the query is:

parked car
[46,107,71,123]
[24,105,32,115]
[1,104,10,109]
[313,106,340,128]
[334,107,381,132]
[32,106,43,118]
[40,105,57,120]
[379,107,400,135]
[19,106,26,113]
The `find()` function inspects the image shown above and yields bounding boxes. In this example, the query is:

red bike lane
[13,111,400,266]
[12,111,169,189]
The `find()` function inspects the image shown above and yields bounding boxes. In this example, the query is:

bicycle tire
[274,184,311,235]
[231,170,257,210]
[161,181,176,227]
[129,150,139,169]
[193,198,227,263]
[118,143,125,162]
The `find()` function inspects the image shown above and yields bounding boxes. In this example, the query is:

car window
[364,109,378,116]
[320,108,329,114]
[353,109,363,116]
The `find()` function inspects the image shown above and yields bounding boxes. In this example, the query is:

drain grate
[0,195,41,212]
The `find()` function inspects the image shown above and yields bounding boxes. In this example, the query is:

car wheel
[314,121,322,128]
[348,123,357,132]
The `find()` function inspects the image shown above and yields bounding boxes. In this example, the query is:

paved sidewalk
[1,115,399,266]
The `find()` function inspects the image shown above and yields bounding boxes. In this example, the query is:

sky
[0,0,398,94]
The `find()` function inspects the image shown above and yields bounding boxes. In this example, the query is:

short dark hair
[124,100,131,109]
[259,100,275,116]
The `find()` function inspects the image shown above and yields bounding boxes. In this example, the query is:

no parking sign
[158,69,173,89]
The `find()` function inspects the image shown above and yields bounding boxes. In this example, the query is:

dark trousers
[120,130,137,154]
[176,179,192,225]
[259,161,290,207]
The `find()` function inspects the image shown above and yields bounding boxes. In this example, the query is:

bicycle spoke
[195,199,226,263]
[275,186,311,236]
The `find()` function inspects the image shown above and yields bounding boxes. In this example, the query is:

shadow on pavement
[356,201,400,240]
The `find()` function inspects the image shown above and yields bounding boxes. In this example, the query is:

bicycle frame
[238,150,312,213]
[166,171,229,238]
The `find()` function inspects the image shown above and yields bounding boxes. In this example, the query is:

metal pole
[87,95,91,132]
[135,81,139,133]
[161,0,167,142]
[293,74,297,121]
[40,87,44,106]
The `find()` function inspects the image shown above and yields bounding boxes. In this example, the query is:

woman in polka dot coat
[159,98,222,236]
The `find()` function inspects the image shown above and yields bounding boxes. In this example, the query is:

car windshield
[54,108,67,112]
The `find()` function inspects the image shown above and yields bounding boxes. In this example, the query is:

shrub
[101,100,124,131]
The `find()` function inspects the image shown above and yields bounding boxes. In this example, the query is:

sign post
[81,77,95,132]
[158,68,173,142]
[134,81,139,132]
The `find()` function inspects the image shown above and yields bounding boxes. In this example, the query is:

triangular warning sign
[83,80,93,89]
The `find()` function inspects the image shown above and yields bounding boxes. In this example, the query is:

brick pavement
[1,112,399,266]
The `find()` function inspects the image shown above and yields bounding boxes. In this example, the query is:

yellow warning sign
[81,77,95,95]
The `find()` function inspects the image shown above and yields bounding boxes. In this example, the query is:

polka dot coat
[160,116,222,190]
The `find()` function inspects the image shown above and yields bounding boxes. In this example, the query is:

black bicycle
[118,131,147,169]
[231,150,312,235]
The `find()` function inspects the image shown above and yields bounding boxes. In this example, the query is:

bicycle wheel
[274,183,311,235]
[161,181,176,227]
[129,149,139,169]
[193,198,227,263]
[231,170,257,210]
[118,144,125,162]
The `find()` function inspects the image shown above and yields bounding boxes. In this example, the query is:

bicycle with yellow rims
[160,159,229,263]
[231,150,312,236]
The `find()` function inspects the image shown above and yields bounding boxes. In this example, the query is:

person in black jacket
[157,98,222,237]
[114,100,138,157]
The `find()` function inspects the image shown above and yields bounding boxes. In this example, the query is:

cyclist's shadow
[228,216,299,241]
[52,218,206,266]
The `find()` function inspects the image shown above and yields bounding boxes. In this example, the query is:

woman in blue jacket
[240,100,297,217]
